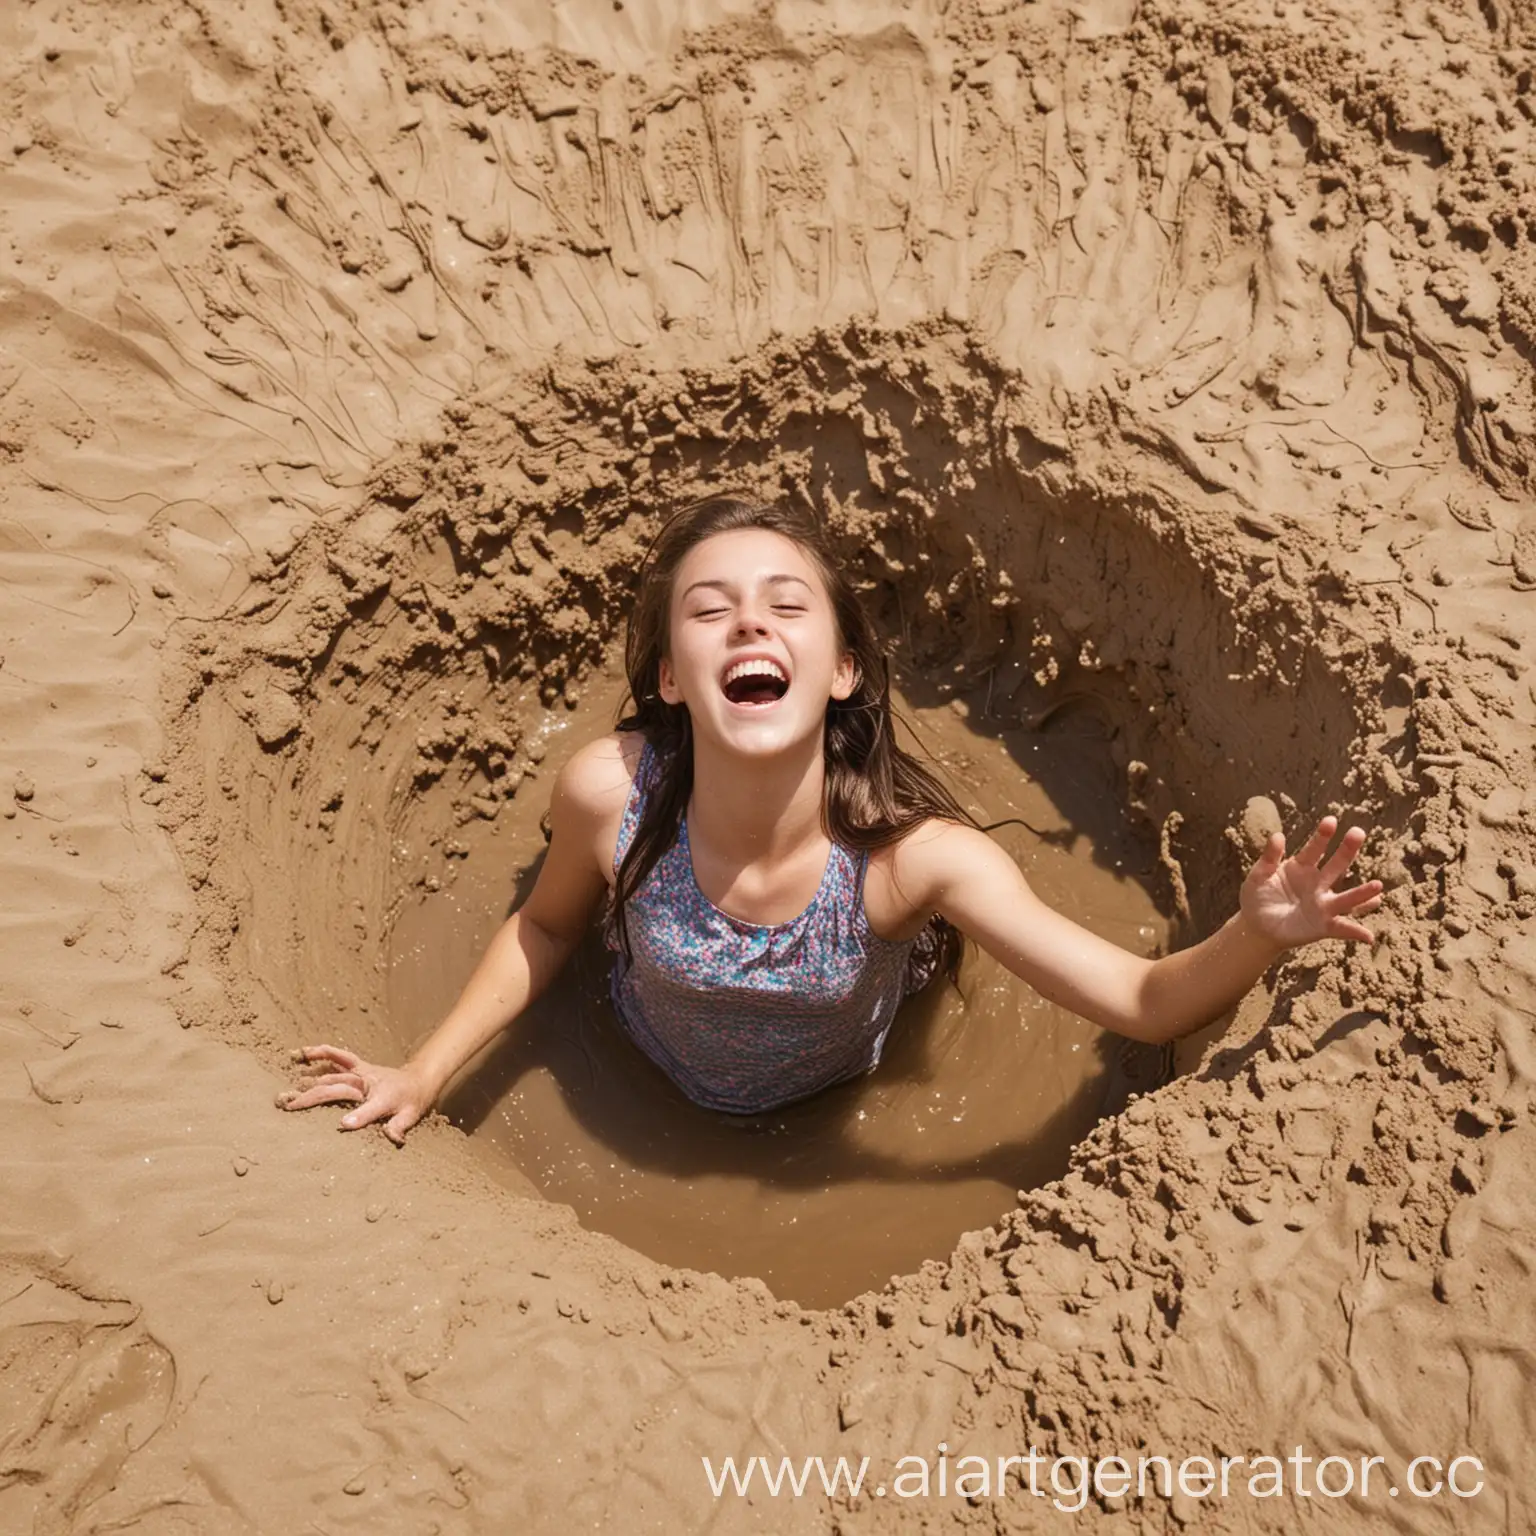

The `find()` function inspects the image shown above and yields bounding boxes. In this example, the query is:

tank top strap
[826,839,863,896]
[811,838,861,925]
[613,737,656,873]
[840,841,912,952]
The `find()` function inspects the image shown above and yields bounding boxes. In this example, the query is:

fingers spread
[297,1073,362,1095]
[1329,918,1374,943]
[293,1043,362,1071]
[1331,881,1384,914]
[280,1082,366,1112]
[384,1108,416,1146]
[340,1098,392,1131]
[1318,826,1368,886]
[1292,817,1337,869]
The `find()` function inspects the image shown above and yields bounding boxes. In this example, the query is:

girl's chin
[697,706,816,754]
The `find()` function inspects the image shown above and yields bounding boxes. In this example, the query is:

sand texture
[3,0,1536,1530]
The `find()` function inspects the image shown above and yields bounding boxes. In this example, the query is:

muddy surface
[389,658,1170,1306]
[4,0,1536,1532]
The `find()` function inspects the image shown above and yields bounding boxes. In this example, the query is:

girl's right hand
[276,1044,437,1146]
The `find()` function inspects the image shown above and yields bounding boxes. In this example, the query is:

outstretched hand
[1240,815,1385,948]
[276,1044,436,1146]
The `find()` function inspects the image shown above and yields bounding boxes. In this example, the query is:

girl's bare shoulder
[872,816,983,872]
[554,731,644,820]
[865,817,983,932]
[869,816,1008,894]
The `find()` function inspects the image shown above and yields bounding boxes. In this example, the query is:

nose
[731,598,772,638]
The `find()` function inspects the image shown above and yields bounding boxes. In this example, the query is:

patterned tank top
[604,740,941,1114]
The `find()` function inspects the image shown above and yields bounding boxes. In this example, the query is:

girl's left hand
[1240,815,1385,947]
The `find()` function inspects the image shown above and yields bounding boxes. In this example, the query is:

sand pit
[377,613,1175,1310]
[374,649,1165,1302]
[4,0,1536,1530]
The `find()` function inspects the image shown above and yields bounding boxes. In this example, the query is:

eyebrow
[680,574,814,599]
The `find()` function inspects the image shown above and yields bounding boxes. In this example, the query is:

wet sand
[4,0,1536,1531]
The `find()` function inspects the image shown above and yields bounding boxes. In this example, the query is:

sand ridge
[2,0,1535,1530]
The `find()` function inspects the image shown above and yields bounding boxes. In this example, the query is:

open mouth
[721,658,790,707]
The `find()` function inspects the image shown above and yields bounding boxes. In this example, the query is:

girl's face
[658,527,856,760]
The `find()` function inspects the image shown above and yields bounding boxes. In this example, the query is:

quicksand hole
[389,652,1171,1308]
[192,324,1375,1308]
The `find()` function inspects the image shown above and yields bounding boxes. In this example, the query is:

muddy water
[387,656,1170,1307]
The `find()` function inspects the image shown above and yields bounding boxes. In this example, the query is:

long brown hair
[611,494,975,980]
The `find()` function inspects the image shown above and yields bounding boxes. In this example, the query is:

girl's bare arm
[893,816,1383,1047]
[280,736,628,1141]
[404,747,619,1095]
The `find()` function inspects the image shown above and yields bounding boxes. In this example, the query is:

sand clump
[3,0,1536,1530]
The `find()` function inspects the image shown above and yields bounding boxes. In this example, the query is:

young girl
[279,495,1384,1143]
